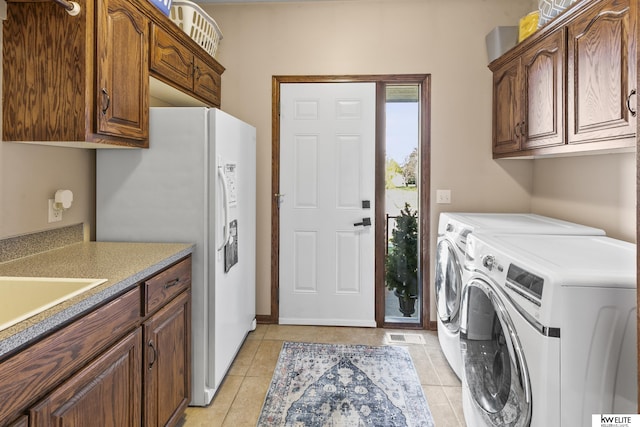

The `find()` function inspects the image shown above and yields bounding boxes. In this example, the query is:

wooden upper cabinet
[96,0,149,141]
[489,0,636,158]
[3,0,224,147]
[150,23,223,107]
[492,58,522,154]
[491,29,565,156]
[193,55,222,107]
[567,0,636,145]
[3,0,149,147]
[522,29,565,149]
[150,24,194,92]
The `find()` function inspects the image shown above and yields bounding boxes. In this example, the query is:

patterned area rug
[258,342,434,426]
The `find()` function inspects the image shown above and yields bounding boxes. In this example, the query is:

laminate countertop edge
[0,241,195,358]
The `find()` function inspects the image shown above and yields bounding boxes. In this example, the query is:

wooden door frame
[263,74,431,329]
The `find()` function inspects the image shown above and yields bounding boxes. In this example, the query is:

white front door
[279,82,376,327]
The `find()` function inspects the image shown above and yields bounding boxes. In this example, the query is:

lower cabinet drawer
[145,257,191,314]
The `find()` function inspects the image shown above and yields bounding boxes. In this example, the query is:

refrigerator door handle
[217,165,231,251]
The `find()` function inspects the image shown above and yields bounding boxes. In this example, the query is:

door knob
[354,217,371,227]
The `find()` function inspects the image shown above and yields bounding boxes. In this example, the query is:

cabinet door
[143,291,191,427]
[567,0,636,145]
[492,58,522,154]
[96,0,149,143]
[150,24,194,93]
[522,29,566,149]
[193,56,222,107]
[30,329,142,427]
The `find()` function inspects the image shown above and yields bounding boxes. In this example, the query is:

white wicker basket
[169,0,223,58]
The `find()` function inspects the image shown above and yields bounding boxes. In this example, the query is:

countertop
[0,241,194,358]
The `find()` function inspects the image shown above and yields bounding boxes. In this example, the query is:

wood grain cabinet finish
[492,57,523,154]
[96,0,149,142]
[489,0,637,158]
[521,29,565,149]
[192,55,222,107]
[145,257,191,314]
[0,256,192,427]
[4,0,224,147]
[29,329,142,427]
[150,24,194,93]
[6,416,27,427]
[491,29,564,155]
[567,0,637,146]
[0,287,141,424]
[150,24,223,107]
[3,0,149,147]
[143,291,191,427]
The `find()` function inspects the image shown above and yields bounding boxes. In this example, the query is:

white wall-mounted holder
[48,189,73,223]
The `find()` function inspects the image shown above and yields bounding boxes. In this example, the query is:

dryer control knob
[482,255,495,271]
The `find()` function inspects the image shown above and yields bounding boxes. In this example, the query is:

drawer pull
[164,278,180,289]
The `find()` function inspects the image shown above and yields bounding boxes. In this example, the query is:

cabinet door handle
[164,278,180,289]
[514,123,520,138]
[101,88,110,115]
[148,340,157,370]
[627,89,636,117]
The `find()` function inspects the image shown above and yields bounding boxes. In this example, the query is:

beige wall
[0,21,95,239]
[203,0,539,317]
[531,152,636,242]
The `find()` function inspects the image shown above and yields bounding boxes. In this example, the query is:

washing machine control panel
[505,264,544,306]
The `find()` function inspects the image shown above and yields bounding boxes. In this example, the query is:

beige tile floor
[178,324,466,427]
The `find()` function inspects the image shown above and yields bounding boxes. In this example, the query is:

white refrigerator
[96,107,256,406]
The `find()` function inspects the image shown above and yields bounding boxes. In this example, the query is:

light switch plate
[436,189,451,204]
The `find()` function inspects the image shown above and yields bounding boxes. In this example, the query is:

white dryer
[435,213,605,379]
[459,233,636,427]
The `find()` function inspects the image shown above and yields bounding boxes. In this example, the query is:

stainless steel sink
[0,277,108,332]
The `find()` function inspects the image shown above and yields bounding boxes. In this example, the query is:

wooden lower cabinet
[143,291,191,427]
[29,329,142,426]
[0,256,192,427]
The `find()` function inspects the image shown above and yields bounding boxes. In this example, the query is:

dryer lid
[440,212,605,235]
[473,234,636,289]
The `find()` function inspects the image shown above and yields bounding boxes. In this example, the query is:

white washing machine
[459,233,637,427]
[435,213,605,379]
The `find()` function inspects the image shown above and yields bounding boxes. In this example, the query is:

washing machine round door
[435,239,463,330]
[460,277,532,427]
